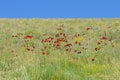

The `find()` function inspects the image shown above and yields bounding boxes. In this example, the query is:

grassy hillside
[0,19,120,80]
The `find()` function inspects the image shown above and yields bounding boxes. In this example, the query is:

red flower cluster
[95,47,100,51]
[100,36,107,40]
[24,35,33,39]
[41,37,54,43]
[65,43,72,52]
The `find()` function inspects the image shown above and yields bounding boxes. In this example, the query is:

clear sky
[0,0,120,18]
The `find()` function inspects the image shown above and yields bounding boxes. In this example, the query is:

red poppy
[44,46,47,49]
[65,43,72,47]
[24,35,33,39]
[42,51,46,55]
[97,42,101,45]
[55,33,59,37]
[75,41,78,44]
[26,48,30,51]
[32,46,35,48]
[56,44,60,49]
[100,36,107,40]
[66,48,71,52]
[94,47,100,51]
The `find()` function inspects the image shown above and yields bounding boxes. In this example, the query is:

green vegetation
[0,19,120,80]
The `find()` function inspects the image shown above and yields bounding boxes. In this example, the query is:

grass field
[0,19,120,80]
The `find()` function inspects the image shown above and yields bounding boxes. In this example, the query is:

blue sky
[0,0,120,18]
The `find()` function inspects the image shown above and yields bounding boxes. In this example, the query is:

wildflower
[74,36,84,43]
[97,42,101,45]
[91,58,95,61]
[94,47,100,51]
[26,48,30,51]
[55,33,59,37]
[63,33,66,37]
[24,35,33,39]
[56,44,60,49]
[100,36,107,40]
[66,48,71,52]
[44,46,47,49]
[32,46,35,48]
[42,51,46,55]
[75,41,78,44]
[65,43,72,48]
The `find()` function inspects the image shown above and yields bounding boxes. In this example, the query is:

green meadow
[0,19,120,80]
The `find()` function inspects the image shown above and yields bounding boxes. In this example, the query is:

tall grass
[0,19,120,80]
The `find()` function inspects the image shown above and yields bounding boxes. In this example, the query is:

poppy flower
[97,42,101,45]
[56,44,60,49]
[42,51,46,55]
[100,36,107,40]
[24,35,33,39]
[94,47,100,51]
[66,48,71,52]
[26,48,30,51]
[44,46,47,49]
[55,33,59,37]
[32,46,35,48]
[65,43,72,47]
